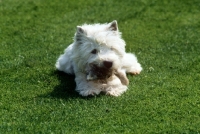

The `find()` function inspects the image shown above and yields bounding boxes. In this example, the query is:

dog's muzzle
[103,61,113,69]
[90,61,114,79]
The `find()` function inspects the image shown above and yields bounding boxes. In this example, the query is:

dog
[55,20,142,96]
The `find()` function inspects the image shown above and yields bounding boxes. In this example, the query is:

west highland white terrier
[55,20,142,96]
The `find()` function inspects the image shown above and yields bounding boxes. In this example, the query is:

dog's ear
[108,20,118,31]
[76,26,85,34]
[75,26,86,42]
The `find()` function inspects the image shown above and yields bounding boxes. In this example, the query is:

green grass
[1,0,200,133]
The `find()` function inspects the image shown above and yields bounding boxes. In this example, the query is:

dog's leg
[75,73,101,96]
[106,85,127,97]
[55,44,74,74]
[105,75,128,96]
[122,53,142,75]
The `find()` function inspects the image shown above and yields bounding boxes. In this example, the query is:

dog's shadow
[50,70,79,99]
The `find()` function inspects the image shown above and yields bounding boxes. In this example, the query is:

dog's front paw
[106,90,122,97]
[129,63,142,75]
[105,85,127,97]
[130,71,141,75]
[78,88,101,97]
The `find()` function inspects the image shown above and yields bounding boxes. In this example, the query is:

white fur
[55,20,142,96]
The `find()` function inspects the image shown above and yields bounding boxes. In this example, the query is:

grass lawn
[1,0,200,133]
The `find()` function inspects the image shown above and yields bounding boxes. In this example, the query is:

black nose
[103,61,113,68]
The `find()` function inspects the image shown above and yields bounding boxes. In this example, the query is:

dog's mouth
[92,64,113,79]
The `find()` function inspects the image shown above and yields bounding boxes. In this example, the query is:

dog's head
[72,20,126,80]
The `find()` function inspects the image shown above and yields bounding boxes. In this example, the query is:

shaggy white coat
[56,20,142,96]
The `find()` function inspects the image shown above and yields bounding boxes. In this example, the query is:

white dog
[55,20,142,96]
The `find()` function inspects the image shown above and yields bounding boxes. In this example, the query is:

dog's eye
[91,49,97,54]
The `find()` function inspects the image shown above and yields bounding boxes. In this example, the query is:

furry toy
[55,20,142,96]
